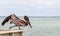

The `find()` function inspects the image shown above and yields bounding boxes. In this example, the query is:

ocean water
[0,16,60,36]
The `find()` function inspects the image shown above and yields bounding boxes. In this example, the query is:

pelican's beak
[29,23,32,28]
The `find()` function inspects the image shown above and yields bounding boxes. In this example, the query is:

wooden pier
[0,30,25,36]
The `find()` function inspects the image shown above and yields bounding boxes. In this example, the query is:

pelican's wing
[15,16,20,20]
[16,19,25,23]
[2,15,12,26]
[12,14,20,20]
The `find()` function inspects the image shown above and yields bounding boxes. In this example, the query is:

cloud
[0,0,60,8]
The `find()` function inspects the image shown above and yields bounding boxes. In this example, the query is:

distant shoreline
[0,16,60,18]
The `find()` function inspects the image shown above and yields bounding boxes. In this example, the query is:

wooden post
[0,30,25,36]
[19,32,22,36]
[9,33,13,36]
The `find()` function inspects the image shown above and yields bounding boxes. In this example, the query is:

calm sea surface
[0,16,60,36]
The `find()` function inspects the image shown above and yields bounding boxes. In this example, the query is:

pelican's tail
[2,15,12,26]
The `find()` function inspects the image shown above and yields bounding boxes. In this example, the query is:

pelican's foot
[10,22,12,24]
[9,27,12,29]
[19,28,21,30]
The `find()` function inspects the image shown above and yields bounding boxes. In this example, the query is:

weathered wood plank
[19,32,23,36]
[9,33,13,36]
[0,30,25,36]
[0,34,9,36]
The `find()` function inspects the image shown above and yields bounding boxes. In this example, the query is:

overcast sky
[0,0,60,16]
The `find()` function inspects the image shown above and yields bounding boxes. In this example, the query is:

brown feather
[2,15,12,26]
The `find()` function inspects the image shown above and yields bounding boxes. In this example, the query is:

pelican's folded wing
[2,15,12,25]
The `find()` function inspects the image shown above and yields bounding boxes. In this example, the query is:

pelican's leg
[10,22,12,24]
[9,25,17,29]
[18,26,21,30]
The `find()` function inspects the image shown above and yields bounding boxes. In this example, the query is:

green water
[0,17,60,36]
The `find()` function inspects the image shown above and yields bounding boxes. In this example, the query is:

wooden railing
[0,30,25,36]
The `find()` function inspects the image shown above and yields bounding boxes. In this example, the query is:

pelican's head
[24,16,32,28]
[24,16,29,21]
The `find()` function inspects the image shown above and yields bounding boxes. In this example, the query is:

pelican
[1,14,32,30]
